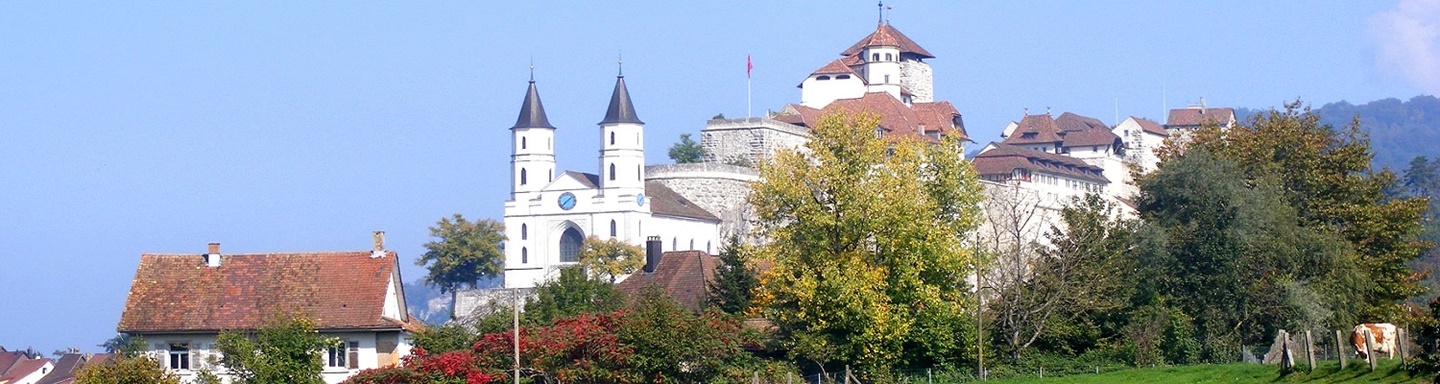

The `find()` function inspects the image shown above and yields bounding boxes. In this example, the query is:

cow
[1351,323,1398,360]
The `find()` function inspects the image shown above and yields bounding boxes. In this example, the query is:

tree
[576,236,644,283]
[750,112,983,375]
[417,214,505,294]
[668,133,705,163]
[974,182,1048,361]
[213,315,333,384]
[1029,195,1136,355]
[524,266,624,325]
[76,354,180,384]
[99,334,148,356]
[616,286,761,383]
[1175,101,1431,320]
[707,234,757,315]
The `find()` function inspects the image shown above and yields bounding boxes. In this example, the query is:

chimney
[371,231,386,258]
[205,243,221,268]
[644,236,662,274]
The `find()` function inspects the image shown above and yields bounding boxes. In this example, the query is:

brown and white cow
[1352,323,1398,360]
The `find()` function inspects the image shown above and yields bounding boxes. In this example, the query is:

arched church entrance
[559,227,584,262]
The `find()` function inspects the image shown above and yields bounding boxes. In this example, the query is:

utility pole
[514,288,520,384]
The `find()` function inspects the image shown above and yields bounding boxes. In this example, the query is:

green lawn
[987,359,1431,384]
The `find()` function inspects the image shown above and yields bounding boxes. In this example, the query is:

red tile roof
[1002,114,1065,145]
[972,143,1109,183]
[1055,112,1108,132]
[0,357,50,382]
[1166,107,1235,127]
[774,93,967,142]
[118,250,414,333]
[646,182,719,222]
[1130,117,1168,136]
[1061,127,1122,148]
[841,23,935,59]
[810,59,862,77]
[615,250,717,313]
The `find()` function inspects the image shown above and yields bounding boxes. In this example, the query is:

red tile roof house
[0,347,54,384]
[117,232,424,384]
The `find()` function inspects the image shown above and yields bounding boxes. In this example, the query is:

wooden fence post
[1305,330,1316,371]
[1337,329,1347,367]
[1365,329,1377,372]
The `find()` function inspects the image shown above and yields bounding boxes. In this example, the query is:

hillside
[1238,96,1440,171]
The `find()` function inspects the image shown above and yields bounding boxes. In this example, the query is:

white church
[501,71,722,289]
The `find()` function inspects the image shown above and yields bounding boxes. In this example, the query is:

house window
[328,341,359,369]
[560,228,583,262]
[610,220,617,237]
[169,343,190,370]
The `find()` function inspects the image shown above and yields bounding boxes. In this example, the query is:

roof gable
[1166,107,1235,127]
[546,171,600,191]
[840,23,935,58]
[1002,114,1065,145]
[118,250,408,333]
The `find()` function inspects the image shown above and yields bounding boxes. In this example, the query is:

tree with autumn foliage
[1166,101,1432,321]
[576,236,644,283]
[749,112,983,375]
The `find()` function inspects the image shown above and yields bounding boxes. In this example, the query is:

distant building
[614,237,718,313]
[116,234,423,384]
[1165,99,1237,133]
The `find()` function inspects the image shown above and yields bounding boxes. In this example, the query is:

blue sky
[2,1,1437,352]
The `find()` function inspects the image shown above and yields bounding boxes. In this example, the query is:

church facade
[501,72,721,289]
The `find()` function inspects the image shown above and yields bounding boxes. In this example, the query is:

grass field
[987,359,1432,384]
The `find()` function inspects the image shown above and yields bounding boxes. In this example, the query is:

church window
[521,136,527,149]
[609,163,616,180]
[549,169,553,181]
[521,224,527,240]
[169,343,190,370]
[637,165,641,181]
[610,131,616,145]
[560,228,583,262]
[548,138,552,149]
[610,220,617,237]
[520,169,527,185]
[521,247,528,263]
[816,75,831,81]
[672,237,677,251]
[689,239,695,250]
[707,241,712,254]
[836,74,851,80]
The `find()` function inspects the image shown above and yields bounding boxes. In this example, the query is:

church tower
[597,69,645,196]
[510,75,556,197]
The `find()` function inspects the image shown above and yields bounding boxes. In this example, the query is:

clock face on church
[557,192,577,210]
[636,194,646,206]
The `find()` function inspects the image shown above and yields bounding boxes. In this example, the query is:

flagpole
[747,53,753,119]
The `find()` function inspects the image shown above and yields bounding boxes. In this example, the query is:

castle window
[560,228,583,262]
[816,75,831,80]
[521,136,527,149]
[522,247,528,263]
[520,168,527,185]
[885,53,892,61]
[884,74,890,83]
[610,220,617,237]
[610,131,615,145]
[872,53,879,61]
[521,224,527,240]
[836,74,851,80]
[609,163,616,180]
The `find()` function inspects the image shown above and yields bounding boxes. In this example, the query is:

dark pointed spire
[599,70,643,126]
[511,78,555,130]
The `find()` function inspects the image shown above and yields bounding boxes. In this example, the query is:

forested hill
[1237,95,1440,171]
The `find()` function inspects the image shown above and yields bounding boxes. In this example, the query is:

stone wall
[699,117,811,166]
[900,61,934,103]
[646,163,760,239]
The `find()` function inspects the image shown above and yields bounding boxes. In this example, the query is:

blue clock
[636,193,646,206]
[557,192,577,210]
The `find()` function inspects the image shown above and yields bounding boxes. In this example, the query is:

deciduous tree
[417,214,505,294]
[668,133,705,163]
[524,266,624,325]
[577,236,644,283]
[213,316,332,384]
[750,112,982,375]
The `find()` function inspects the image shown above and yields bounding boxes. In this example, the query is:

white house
[117,234,423,384]
[501,71,722,289]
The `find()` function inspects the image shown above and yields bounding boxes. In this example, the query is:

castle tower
[838,23,936,104]
[510,77,556,197]
[597,69,645,196]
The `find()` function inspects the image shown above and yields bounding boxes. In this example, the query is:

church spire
[599,64,643,125]
[512,74,555,130]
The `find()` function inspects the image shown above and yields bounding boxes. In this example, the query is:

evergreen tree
[707,234,756,315]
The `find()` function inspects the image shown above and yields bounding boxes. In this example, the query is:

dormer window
[836,74,851,80]
[816,75,831,81]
